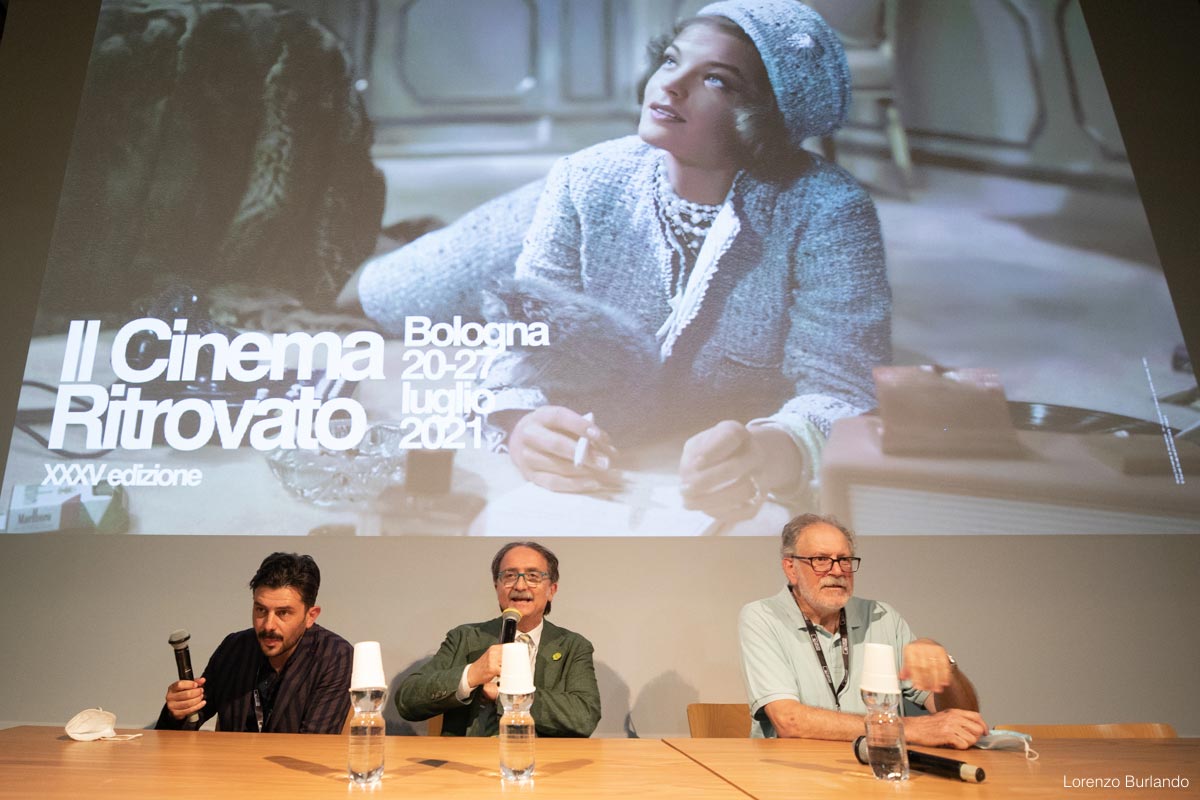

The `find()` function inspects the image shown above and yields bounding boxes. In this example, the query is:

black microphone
[500,608,522,644]
[168,629,200,725]
[854,736,985,783]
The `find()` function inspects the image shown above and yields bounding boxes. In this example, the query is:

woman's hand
[508,406,618,493]
[679,421,765,521]
[679,421,805,520]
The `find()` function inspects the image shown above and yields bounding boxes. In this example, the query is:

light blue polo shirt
[739,587,930,737]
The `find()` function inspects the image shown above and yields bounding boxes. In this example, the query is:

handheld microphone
[500,608,522,644]
[168,629,200,725]
[854,736,985,783]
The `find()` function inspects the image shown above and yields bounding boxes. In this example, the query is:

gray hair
[780,513,857,558]
[491,541,560,616]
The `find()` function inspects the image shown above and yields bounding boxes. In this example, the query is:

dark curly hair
[250,552,321,609]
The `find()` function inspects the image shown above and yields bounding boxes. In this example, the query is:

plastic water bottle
[499,692,535,782]
[862,689,909,781]
[348,688,386,785]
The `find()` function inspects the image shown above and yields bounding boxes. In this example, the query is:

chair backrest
[345,710,445,736]
[686,703,751,738]
[805,0,887,47]
[995,722,1177,739]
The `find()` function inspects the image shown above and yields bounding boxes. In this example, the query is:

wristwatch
[947,653,958,671]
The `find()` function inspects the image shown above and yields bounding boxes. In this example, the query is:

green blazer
[395,617,601,737]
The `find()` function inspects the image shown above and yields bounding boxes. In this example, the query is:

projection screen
[2,0,1197,537]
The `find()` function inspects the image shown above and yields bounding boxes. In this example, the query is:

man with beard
[739,514,987,748]
[395,541,601,737]
[156,552,352,733]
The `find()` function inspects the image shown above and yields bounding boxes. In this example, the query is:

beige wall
[1,533,1198,735]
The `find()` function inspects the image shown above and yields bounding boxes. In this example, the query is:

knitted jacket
[362,135,889,450]
[505,135,891,442]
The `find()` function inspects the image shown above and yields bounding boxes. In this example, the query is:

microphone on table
[500,608,522,644]
[854,736,986,783]
[168,629,201,725]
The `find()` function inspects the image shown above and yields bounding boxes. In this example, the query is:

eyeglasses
[790,555,862,574]
[498,569,550,587]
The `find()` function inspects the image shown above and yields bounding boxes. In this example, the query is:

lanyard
[253,687,266,732]
[801,608,849,710]
[253,666,279,732]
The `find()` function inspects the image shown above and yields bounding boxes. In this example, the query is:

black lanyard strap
[801,608,850,710]
[253,665,280,732]
[253,687,266,732]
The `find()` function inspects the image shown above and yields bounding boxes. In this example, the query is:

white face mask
[974,728,1039,760]
[65,708,142,742]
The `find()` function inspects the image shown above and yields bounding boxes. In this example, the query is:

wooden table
[5,727,1197,799]
[0,727,749,799]
[664,737,1200,799]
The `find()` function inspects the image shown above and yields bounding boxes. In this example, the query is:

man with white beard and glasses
[739,514,987,748]
[395,541,601,737]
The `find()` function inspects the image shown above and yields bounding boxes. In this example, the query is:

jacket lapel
[535,621,565,688]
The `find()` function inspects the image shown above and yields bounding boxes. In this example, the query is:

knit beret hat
[698,0,851,148]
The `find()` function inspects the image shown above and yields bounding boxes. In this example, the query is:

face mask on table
[974,728,1039,760]
[65,708,143,742]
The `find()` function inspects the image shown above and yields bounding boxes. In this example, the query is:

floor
[875,163,1193,428]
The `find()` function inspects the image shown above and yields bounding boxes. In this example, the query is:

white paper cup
[859,642,901,694]
[498,641,536,695]
[351,641,387,690]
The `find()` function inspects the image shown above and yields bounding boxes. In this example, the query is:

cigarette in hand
[573,412,595,467]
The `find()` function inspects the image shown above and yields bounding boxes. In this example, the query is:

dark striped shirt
[156,623,352,734]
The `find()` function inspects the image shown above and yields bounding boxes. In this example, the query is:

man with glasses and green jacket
[396,540,601,737]
[739,514,986,748]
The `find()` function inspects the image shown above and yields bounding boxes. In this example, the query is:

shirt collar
[771,585,864,635]
[521,620,544,650]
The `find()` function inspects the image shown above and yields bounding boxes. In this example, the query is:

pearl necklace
[656,164,722,256]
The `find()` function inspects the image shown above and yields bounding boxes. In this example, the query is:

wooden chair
[995,723,1177,739]
[806,0,914,187]
[344,711,443,735]
[686,703,751,738]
